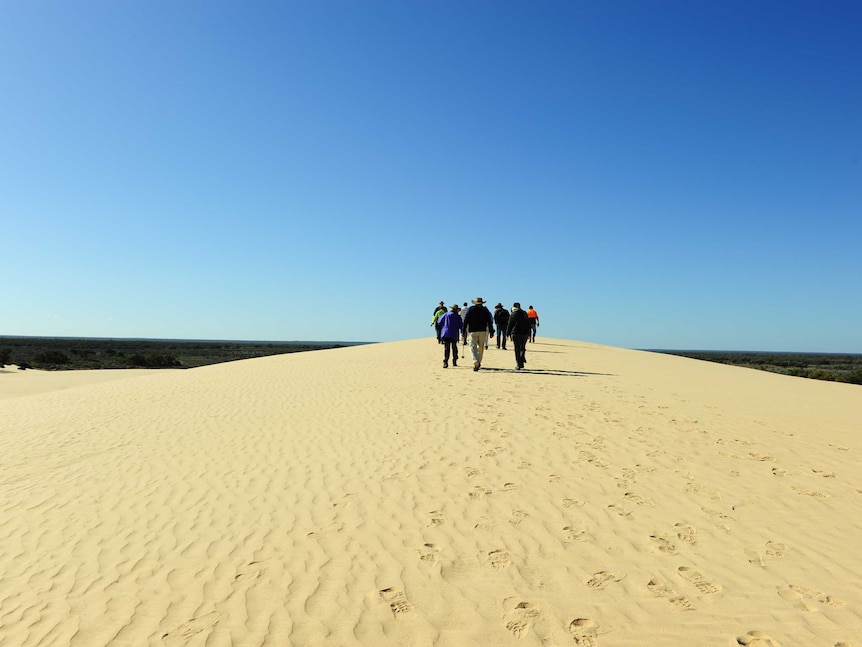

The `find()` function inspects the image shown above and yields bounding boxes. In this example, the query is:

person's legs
[443,338,452,365]
[476,332,487,364]
[529,322,536,342]
[469,332,481,365]
[513,334,528,368]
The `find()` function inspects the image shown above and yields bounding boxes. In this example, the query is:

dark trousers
[442,337,459,362]
[496,328,507,349]
[511,334,529,368]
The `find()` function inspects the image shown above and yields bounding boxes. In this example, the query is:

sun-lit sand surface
[0,366,173,400]
[2,338,861,646]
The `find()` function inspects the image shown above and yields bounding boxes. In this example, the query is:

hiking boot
[453,359,458,367]
[473,361,480,371]
[443,361,448,368]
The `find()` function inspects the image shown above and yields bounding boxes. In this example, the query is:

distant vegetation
[0,337,365,371]
[649,350,862,386]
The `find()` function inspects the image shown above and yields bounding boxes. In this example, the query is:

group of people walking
[431,298,540,371]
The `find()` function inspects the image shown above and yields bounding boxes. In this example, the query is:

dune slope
[1,338,861,647]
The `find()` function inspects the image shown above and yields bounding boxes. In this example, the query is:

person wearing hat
[506,302,532,370]
[430,302,447,344]
[493,302,510,350]
[437,304,463,368]
[462,297,495,371]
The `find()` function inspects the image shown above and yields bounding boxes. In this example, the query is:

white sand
[1,338,860,646]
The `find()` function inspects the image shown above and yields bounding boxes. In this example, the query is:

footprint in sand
[765,540,787,558]
[788,585,846,607]
[418,543,440,563]
[649,533,678,555]
[428,510,446,526]
[469,485,492,500]
[568,618,599,646]
[669,595,696,611]
[625,492,655,507]
[548,474,561,483]
[811,469,837,478]
[607,503,632,519]
[379,588,414,615]
[488,549,512,570]
[778,586,816,612]
[586,570,623,589]
[647,580,696,610]
[736,630,781,646]
[162,611,220,646]
[502,482,520,492]
[677,566,721,594]
[509,510,530,526]
[675,522,697,543]
[504,601,541,638]
[647,579,675,598]
[563,498,585,509]
[746,550,765,567]
[474,516,496,531]
[563,526,588,542]
[791,486,830,498]
[701,507,733,530]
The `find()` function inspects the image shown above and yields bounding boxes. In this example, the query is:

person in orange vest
[526,305,540,342]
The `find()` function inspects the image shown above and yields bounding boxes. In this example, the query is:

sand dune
[1,338,861,647]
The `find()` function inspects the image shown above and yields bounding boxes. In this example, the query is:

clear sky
[2,1,860,351]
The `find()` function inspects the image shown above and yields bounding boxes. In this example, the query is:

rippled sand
[2,339,861,646]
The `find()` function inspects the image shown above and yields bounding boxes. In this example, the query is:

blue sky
[2,1,860,351]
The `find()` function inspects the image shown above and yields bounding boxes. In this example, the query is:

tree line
[651,350,862,386]
[0,338,360,371]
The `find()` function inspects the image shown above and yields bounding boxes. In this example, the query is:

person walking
[431,303,447,343]
[527,305,540,342]
[493,303,510,350]
[438,304,463,368]
[462,297,494,371]
[460,302,470,349]
[507,302,532,370]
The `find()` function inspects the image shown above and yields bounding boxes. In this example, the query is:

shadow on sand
[479,367,615,377]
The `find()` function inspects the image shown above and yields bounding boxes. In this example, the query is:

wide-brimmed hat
[472,297,485,304]
[450,304,461,310]
[495,302,503,308]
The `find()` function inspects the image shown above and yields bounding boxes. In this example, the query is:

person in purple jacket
[438,304,463,368]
